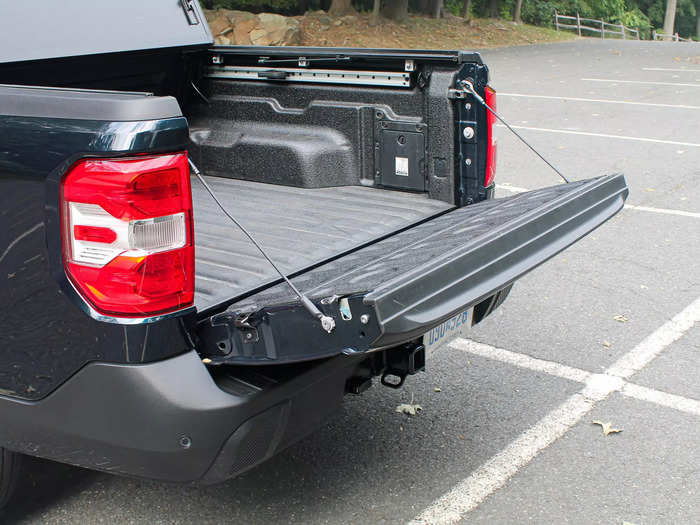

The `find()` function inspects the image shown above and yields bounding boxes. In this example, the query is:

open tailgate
[198,174,628,364]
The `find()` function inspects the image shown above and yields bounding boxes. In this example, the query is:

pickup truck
[0,0,628,509]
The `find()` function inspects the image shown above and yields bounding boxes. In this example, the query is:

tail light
[60,152,195,318]
[484,85,497,187]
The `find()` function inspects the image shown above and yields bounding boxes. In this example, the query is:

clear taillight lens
[60,152,195,318]
[484,85,497,188]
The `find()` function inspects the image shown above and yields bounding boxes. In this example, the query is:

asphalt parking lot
[5,39,700,524]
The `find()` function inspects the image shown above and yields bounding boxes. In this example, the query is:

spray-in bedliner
[192,176,452,310]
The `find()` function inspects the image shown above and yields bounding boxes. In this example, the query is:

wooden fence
[554,11,640,40]
[652,30,693,42]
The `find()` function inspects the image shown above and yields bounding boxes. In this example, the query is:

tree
[488,0,500,18]
[663,0,678,35]
[382,0,409,21]
[432,0,444,18]
[328,0,355,16]
[514,0,523,23]
[369,0,381,25]
[462,0,472,20]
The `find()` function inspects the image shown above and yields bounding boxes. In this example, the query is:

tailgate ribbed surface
[193,177,451,309]
[229,176,626,314]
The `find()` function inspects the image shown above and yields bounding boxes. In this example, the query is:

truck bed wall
[187,66,464,204]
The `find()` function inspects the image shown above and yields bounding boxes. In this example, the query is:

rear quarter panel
[0,93,194,400]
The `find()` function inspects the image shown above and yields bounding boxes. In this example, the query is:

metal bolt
[360,314,370,325]
[465,158,472,166]
[463,126,475,140]
[179,436,192,449]
[465,102,472,110]
[245,332,253,340]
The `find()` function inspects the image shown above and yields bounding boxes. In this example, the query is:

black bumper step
[198,175,628,364]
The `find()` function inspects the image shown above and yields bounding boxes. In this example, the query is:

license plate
[423,308,473,358]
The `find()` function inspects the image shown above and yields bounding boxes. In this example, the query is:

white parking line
[451,339,700,417]
[410,296,700,524]
[496,124,700,147]
[622,383,700,416]
[642,67,700,73]
[498,93,700,110]
[625,204,700,219]
[607,296,700,378]
[497,185,700,219]
[582,78,700,88]
[496,184,528,194]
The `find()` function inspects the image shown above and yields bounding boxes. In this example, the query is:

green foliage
[199,0,697,38]
[521,0,559,26]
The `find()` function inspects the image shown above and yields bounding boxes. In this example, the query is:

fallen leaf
[434,387,442,392]
[202,358,212,364]
[592,420,623,436]
[602,341,611,348]
[613,314,629,323]
[396,403,423,416]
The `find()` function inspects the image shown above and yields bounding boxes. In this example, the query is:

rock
[208,13,231,36]
[333,19,343,26]
[225,10,256,24]
[205,9,302,47]
[258,13,288,31]
[232,18,256,45]
[316,14,333,26]
[249,28,271,46]
[340,15,358,24]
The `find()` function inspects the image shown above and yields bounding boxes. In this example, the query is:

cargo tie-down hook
[459,79,570,184]
[189,159,336,334]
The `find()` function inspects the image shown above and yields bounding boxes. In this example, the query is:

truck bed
[192,176,452,310]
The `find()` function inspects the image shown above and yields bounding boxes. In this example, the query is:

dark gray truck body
[0,1,627,485]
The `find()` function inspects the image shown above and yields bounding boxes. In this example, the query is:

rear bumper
[0,351,357,483]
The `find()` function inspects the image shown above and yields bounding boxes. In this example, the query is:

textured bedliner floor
[193,176,452,310]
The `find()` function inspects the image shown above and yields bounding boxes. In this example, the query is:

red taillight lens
[484,85,497,187]
[60,152,195,318]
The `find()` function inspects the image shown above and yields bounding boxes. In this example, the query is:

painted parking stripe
[451,339,591,383]
[495,124,700,147]
[622,383,700,416]
[497,185,700,219]
[642,67,700,73]
[498,93,700,110]
[452,339,700,417]
[409,296,700,524]
[625,204,700,219]
[582,78,700,88]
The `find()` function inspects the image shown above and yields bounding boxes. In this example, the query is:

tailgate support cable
[460,80,570,184]
[188,159,336,334]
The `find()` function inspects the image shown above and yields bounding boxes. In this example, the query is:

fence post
[620,22,625,39]
[636,27,640,40]
[554,9,559,31]
[601,19,605,38]
[675,32,679,41]
[576,12,581,36]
